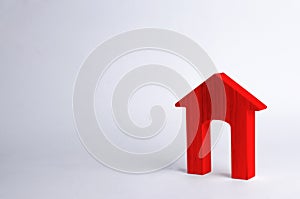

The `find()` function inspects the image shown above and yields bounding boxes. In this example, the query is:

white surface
[1,0,300,198]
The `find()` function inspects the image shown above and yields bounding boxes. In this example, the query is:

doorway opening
[210,120,231,177]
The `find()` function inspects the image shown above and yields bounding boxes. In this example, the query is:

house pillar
[230,110,255,179]
[187,120,211,175]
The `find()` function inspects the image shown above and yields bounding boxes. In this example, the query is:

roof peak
[176,72,267,111]
[206,72,267,110]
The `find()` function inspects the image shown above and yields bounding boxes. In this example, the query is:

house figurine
[175,72,267,180]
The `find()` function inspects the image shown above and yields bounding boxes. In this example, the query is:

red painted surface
[175,73,267,180]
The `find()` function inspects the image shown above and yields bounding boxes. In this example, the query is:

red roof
[176,72,267,111]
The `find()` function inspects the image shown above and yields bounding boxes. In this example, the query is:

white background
[1,0,299,198]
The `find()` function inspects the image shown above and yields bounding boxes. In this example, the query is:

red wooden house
[175,72,267,180]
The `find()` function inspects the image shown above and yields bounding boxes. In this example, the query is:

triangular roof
[176,72,267,111]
